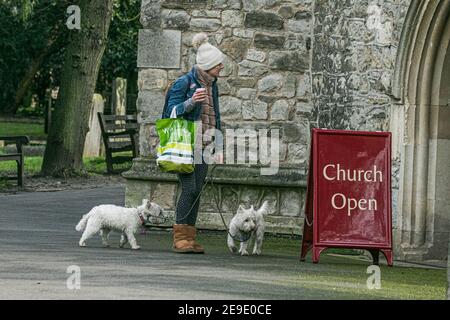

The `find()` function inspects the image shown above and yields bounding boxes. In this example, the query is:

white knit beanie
[192,33,224,71]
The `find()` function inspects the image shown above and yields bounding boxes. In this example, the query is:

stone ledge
[123,158,307,235]
[122,158,307,188]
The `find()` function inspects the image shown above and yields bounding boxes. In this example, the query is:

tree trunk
[41,0,113,177]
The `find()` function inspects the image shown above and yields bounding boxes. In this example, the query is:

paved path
[0,187,446,300]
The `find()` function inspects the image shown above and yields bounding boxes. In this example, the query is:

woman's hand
[192,88,207,104]
[214,152,224,164]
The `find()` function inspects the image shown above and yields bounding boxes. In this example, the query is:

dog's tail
[75,209,94,232]
[257,200,269,216]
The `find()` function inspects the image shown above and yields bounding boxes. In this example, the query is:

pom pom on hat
[192,32,209,50]
[191,33,224,71]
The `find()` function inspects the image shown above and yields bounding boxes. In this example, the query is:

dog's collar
[137,211,146,226]
[237,230,252,242]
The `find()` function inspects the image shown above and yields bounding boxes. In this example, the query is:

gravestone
[83,94,105,158]
[112,78,127,116]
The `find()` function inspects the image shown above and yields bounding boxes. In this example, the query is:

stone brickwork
[311,0,410,132]
[128,0,412,235]
[137,0,315,166]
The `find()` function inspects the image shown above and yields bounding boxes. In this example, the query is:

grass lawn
[194,232,448,300]
[0,120,131,186]
[0,121,46,140]
[0,153,132,177]
[0,120,131,175]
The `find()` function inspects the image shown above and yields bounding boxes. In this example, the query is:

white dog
[227,201,269,256]
[75,199,165,250]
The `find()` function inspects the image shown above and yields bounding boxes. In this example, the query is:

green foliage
[97,0,141,96]
[0,121,46,139]
[83,153,133,174]
[19,0,36,22]
[0,0,68,115]
[0,0,140,116]
[0,153,132,176]
[0,155,43,175]
[15,104,42,118]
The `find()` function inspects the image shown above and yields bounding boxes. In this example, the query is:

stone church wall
[126,0,411,236]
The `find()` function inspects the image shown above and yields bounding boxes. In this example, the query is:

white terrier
[227,201,269,256]
[75,199,165,250]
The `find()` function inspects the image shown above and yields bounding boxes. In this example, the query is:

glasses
[212,63,224,70]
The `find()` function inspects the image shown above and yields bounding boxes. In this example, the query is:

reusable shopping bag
[156,108,197,174]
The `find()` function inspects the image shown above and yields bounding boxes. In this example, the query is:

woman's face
[206,63,224,78]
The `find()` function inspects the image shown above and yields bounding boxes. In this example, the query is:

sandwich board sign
[300,129,393,266]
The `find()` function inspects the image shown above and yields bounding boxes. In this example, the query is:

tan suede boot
[185,225,205,254]
[172,224,196,253]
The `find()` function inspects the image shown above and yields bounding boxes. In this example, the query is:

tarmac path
[0,186,445,300]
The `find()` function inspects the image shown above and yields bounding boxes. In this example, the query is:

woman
[162,33,225,254]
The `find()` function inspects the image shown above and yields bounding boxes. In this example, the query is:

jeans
[175,158,209,226]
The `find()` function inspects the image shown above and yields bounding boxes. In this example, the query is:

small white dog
[227,200,269,256]
[75,199,165,250]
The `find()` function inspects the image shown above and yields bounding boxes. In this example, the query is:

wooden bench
[0,136,30,187]
[97,113,139,173]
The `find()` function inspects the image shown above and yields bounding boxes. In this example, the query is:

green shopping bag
[156,115,197,174]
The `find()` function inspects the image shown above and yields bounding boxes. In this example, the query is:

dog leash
[165,163,252,243]
[208,164,252,243]
[143,158,252,242]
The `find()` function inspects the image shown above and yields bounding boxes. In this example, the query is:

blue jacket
[161,66,222,131]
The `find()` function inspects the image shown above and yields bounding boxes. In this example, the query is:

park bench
[97,113,139,173]
[0,136,30,187]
